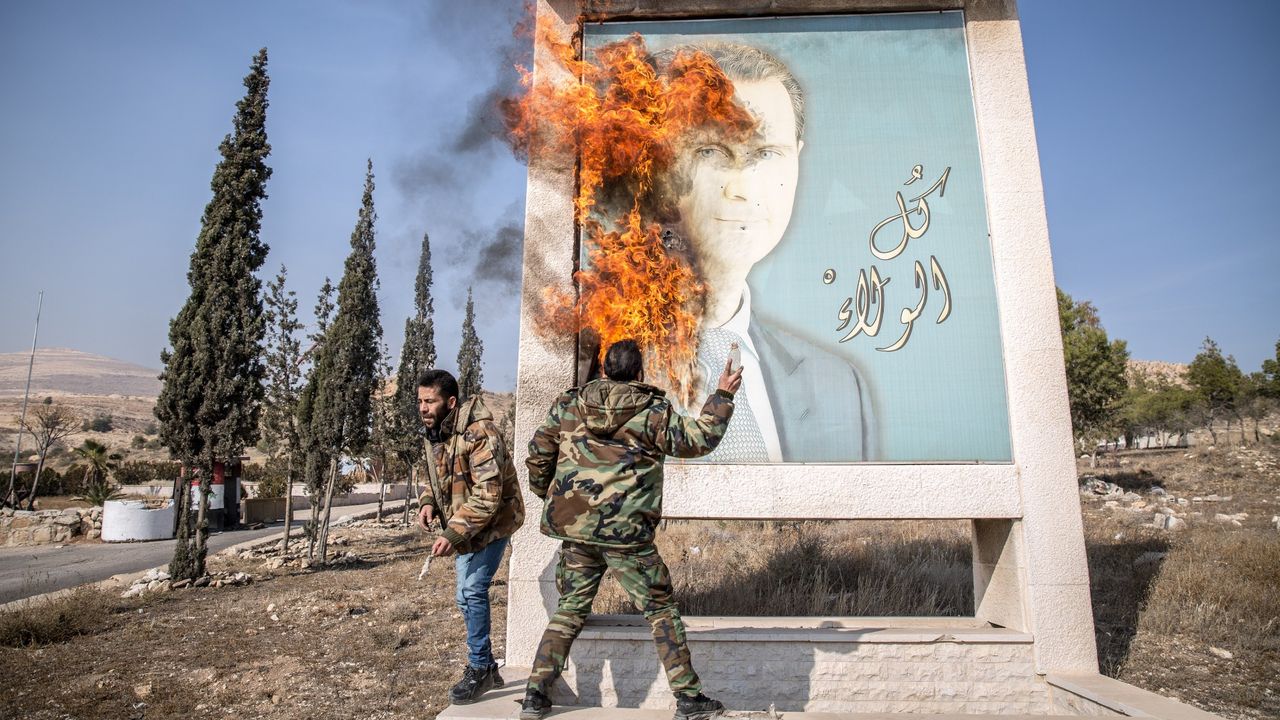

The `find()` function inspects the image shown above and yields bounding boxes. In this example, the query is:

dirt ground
[0,519,504,719]
[1,443,1277,719]
[1075,444,1280,719]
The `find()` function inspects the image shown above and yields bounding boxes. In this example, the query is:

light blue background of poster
[588,12,1012,462]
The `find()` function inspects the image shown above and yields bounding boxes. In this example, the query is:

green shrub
[82,414,114,433]
[113,460,178,486]
[78,480,123,506]
[242,459,291,498]
[60,464,89,495]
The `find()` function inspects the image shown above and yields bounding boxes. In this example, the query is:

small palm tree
[74,440,122,503]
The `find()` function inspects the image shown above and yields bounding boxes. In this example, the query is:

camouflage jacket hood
[576,380,664,436]
[419,395,524,554]
[525,379,734,549]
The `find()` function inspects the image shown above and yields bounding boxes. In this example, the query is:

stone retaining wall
[555,618,1049,714]
[0,507,102,546]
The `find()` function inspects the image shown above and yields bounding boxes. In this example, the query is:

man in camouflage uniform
[416,369,524,705]
[519,340,742,720]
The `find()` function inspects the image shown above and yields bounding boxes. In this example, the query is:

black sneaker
[519,688,552,719]
[674,692,724,720]
[490,664,505,688]
[449,665,496,705]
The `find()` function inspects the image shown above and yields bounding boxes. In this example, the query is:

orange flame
[506,17,755,400]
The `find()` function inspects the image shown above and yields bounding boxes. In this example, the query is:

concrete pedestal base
[547,617,1045,714]
[439,668,1223,720]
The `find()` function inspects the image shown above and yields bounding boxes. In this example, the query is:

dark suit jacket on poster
[749,314,878,462]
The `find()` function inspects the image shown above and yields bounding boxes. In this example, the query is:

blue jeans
[455,536,509,669]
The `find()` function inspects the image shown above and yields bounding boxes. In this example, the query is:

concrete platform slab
[436,669,1079,720]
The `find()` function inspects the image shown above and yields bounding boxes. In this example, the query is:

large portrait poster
[583,12,1012,464]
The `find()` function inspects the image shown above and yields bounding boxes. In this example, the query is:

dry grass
[594,520,974,617]
[1138,527,1280,653]
[1077,444,1280,718]
[0,589,118,647]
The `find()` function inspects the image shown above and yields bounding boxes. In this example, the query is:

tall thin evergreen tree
[262,265,303,550]
[310,160,384,562]
[457,287,484,399]
[298,277,335,555]
[391,232,436,475]
[156,48,272,580]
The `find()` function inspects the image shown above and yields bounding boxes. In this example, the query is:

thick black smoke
[393,1,532,298]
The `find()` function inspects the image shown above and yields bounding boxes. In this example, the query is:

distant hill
[0,348,160,398]
[1127,359,1190,388]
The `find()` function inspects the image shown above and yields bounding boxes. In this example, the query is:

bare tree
[18,400,80,509]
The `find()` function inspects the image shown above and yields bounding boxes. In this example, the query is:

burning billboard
[511,11,1012,464]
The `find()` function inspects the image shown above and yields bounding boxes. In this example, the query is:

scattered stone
[1133,551,1167,567]
[1149,487,1167,496]
[1213,513,1246,527]
[141,568,170,584]
[171,578,192,590]
[1150,515,1186,531]
[1209,646,1234,660]
[121,584,146,599]
[133,682,152,699]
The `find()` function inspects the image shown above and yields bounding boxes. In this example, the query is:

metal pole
[6,291,44,507]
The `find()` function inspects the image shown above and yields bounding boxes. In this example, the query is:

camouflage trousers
[527,541,701,697]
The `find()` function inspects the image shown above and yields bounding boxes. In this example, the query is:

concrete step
[436,670,1077,720]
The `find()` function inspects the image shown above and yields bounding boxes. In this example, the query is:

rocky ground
[1076,444,1279,719]
[0,518,503,719]
[0,444,1276,719]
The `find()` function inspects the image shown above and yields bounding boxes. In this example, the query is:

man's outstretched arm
[659,359,742,458]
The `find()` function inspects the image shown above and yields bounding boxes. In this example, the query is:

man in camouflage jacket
[416,369,523,705]
[518,340,742,720]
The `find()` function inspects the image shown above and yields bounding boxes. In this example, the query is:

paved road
[0,500,406,604]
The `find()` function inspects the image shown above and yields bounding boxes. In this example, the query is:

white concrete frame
[508,0,1097,678]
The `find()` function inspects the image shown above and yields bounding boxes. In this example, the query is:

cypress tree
[310,160,384,562]
[262,265,303,550]
[391,232,436,471]
[298,277,335,555]
[156,48,272,580]
[457,287,484,399]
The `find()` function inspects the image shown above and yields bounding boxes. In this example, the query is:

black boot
[490,664,505,688]
[674,692,724,720]
[519,688,552,719]
[449,665,496,705]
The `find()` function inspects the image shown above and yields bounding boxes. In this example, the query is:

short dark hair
[653,42,805,142]
[417,369,459,400]
[602,340,644,382]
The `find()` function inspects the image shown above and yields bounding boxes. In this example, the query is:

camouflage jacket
[526,379,734,549]
[419,395,524,554]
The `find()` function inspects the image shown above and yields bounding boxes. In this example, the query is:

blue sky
[1,0,1277,389]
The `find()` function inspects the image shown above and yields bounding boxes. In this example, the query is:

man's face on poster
[673,77,803,273]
